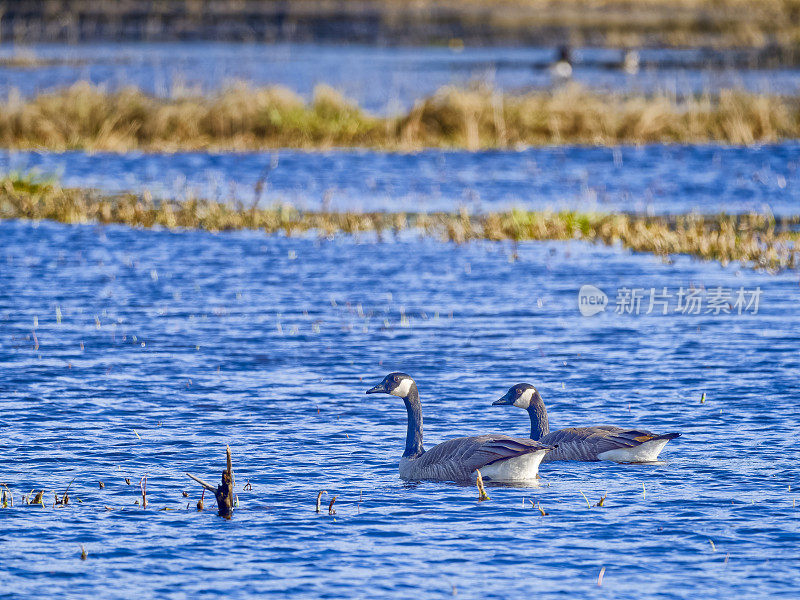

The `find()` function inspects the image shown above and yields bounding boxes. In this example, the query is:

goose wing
[409,435,551,481]
[541,426,679,461]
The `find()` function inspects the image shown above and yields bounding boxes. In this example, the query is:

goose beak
[492,393,513,406]
[365,382,386,395]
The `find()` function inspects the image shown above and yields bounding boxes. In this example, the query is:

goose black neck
[527,391,550,440]
[402,383,424,458]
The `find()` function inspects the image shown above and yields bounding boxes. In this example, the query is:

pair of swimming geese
[366,373,680,483]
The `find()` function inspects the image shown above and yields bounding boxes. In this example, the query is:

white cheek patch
[513,388,535,408]
[390,378,413,398]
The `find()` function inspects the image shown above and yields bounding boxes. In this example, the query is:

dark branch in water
[186,445,236,519]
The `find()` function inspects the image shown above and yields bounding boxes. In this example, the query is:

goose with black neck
[366,373,554,482]
[493,383,680,463]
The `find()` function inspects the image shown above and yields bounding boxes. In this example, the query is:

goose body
[494,384,679,463]
[367,373,552,482]
[398,434,551,482]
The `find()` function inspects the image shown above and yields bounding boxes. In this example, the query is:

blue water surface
[2,144,799,215]
[2,42,799,112]
[1,217,799,598]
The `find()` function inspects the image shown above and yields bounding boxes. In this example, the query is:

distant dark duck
[493,383,680,463]
[366,373,553,482]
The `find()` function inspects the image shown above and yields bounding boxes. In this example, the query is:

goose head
[366,372,415,399]
[493,383,540,409]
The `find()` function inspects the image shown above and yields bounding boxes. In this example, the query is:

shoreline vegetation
[2,174,798,271]
[5,0,800,48]
[2,83,800,151]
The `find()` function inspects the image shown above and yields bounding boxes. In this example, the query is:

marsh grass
[2,174,798,270]
[2,83,800,150]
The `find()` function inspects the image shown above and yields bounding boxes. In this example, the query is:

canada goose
[366,373,553,482]
[622,49,640,74]
[593,49,641,74]
[493,384,680,463]
[550,46,573,81]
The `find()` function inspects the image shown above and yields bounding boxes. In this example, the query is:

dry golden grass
[403,85,800,148]
[1,82,799,151]
[416,0,800,47]
[2,174,798,270]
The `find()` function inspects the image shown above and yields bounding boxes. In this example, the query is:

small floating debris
[475,470,490,502]
[529,499,548,516]
[580,490,607,508]
[1,485,13,508]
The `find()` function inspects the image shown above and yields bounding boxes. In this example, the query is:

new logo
[578,285,608,317]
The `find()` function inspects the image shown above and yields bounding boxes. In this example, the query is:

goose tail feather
[653,432,681,441]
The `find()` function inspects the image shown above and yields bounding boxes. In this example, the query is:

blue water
[1,216,799,598]
[2,144,799,215]
[1,42,799,112]
[2,38,800,599]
